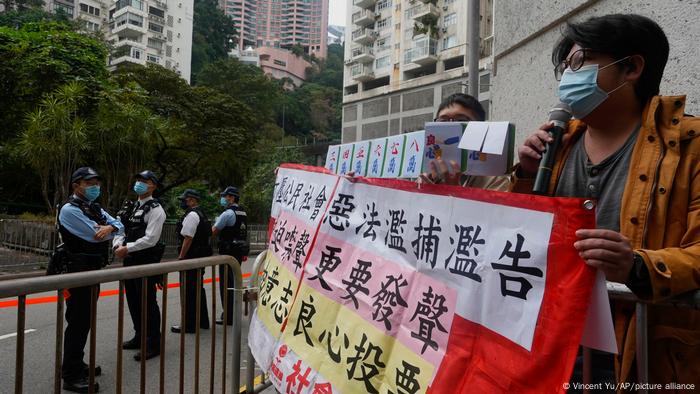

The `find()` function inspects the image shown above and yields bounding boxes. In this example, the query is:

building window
[273,59,286,66]
[148,22,163,33]
[443,35,457,50]
[131,48,142,59]
[54,2,74,16]
[376,17,391,31]
[375,55,390,70]
[444,13,457,27]
[148,6,165,18]
[147,54,160,63]
[147,38,163,49]
[375,38,390,52]
[376,0,391,12]
[79,3,100,16]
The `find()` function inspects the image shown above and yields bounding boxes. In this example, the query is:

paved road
[0,270,265,393]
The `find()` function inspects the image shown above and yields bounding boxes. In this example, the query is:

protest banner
[250,164,598,393]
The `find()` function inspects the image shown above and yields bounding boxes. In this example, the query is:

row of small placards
[325,122,514,178]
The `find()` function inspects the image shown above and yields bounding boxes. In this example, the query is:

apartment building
[45,0,194,83]
[342,0,493,143]
[220,0,329,59]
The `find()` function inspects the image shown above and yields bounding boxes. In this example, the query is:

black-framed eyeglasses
[434,116,473,122]
[554,47,593,81]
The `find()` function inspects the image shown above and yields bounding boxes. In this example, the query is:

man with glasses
[513,14,700,387]
[419,93,510,190]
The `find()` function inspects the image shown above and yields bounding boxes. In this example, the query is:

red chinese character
[343,150,350,159]
[410,140,420,152]
[427,134,436,146]
[374,145,383,156]
[391,142,400,155]
[356,147,365,158]
[270,358,284,381]
[285,360,311,394]
[312,382,333,394]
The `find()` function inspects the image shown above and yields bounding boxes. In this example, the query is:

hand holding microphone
[516,103,572,194]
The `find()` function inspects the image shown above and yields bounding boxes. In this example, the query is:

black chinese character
[292,230,311,272]
[385,209,407,253]
[271,280,293,324]
[444,225,485,282]
[281,226,298,262]
[371,274,408,331]
[318,325,349,363]
[341,259,373,309]
[270,219,287,253]
[308,245,342,291]
[411,214,442,269]
[490,233,543,300]
[390,361,421,394]
[324,193,356,231]
[288,183,304,210]
[310,186,327,221]
[293,294,316,347]
[282,179,295,205]
[260,265,279,307]
[275,177,288,203]
[346,333,386,394]
[409,286,448,354]
[355,202,381,241]
[300,185,315,212]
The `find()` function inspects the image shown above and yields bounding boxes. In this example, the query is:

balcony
[351,63,374,82]
[352,0,376,10]
[110,45,146,67]
[352,9,376,27]
[352,27,378,45]
[407,3,440,20]
[351,46,374,63]
[111,20,146,38]
[403,36,438,66]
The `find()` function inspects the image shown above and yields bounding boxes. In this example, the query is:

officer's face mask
[83,185,101,202]
[133,181,149,196]
[558,57,629,119]
[220,197,228,207]
[179,199,188,209]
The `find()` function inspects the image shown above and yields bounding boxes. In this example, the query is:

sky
[328,0,347,27]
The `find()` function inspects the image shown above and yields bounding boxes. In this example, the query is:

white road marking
[0,329,36,340]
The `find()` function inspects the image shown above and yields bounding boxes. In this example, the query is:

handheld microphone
[533,103,572,195]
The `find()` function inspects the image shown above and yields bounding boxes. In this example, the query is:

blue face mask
[558,58,629,119]
[220,197,228,207]
[133,181,149,195]
[84,185,101,201]
[179,200,188,210]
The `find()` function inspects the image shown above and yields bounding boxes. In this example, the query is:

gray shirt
[555,127,640,232]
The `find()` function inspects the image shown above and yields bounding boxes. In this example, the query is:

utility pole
[466,0,480,97]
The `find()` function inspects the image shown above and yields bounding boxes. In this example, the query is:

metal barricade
[0,255,244,394]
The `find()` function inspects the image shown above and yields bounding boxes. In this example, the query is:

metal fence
[0,255,276,394]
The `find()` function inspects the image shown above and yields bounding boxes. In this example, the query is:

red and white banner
[249,164,597,393]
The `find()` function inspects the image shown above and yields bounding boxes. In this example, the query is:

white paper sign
[423,122,466,173]
[382,134,405,178]
[337,144,354,175]
[324,145,339,174]
[459,121,513,176]
[351,140,371,176]
[367,137,387,178]
[400,130,425,178]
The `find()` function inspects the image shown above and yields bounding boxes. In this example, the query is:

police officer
[171,189,211,333]
[58,167,123,393]
[113,170,166,361]
[212,186,249,325]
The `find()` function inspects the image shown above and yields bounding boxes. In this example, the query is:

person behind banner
[418,93,510,190]
[58,167,124,393]
[113,170,166,361]
[212,186,249,325]
[171,189,211,333]
[512,14,700,388]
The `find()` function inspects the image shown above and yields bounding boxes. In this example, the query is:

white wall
[491,0,700,147]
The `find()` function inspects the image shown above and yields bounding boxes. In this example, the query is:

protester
[512,13,700,387]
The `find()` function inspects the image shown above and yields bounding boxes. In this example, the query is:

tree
[191,0,237,79]
[19,82,90,212]
[1,0,43,14]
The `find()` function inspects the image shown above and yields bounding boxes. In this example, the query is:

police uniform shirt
[213,205,237,230]
[113,196,166,251]
[180,210,201,238]
[59,195,124,242]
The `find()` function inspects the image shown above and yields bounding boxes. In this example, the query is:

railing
[0,255,249,393]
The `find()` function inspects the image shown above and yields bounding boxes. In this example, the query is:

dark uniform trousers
[123,256,161,345]
[181,268,210,331]
[62,285,99,379]
[218,253,243,324]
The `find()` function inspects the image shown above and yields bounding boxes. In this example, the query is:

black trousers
[124,257,161,346]
[181,268,209,332]
[218,253,243,324]
[62,285,99,380]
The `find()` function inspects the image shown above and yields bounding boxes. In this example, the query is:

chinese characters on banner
[250,164,598,394]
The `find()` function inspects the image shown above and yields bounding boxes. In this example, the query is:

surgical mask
[220,197,228,207]
[133,181,149,195]
[558,58,628,119]
[84,185,101,201]
[179,200,188,209]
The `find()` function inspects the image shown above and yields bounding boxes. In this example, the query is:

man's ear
[624,54,645,84]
